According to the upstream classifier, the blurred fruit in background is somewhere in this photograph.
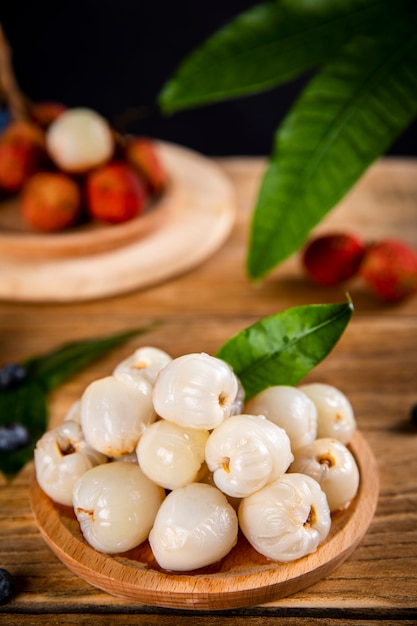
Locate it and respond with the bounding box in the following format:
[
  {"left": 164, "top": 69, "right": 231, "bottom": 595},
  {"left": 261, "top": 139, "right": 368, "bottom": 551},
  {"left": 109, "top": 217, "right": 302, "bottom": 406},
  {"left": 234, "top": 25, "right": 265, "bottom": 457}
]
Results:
[
  {"left": 0, "top": 25, "right": 167, "bottom": 233},
  {"left": 45, "top": 107, "right": 114, "bottom": 174},
  {"left": 21, "top": 171, "right": 82, "bottom": 232},
  {"left": 302, "top": 230, "right": 417, "bottom": 303},
  {"left": 302, "top": 232, "right": 365, "bottom": 287},
  {"left": 359, "top": 239, "right": 417, "bottom": 302},
  {"left": 0, "top": 120, "right": 46, "bottom": 192},
  {"left": 86, "top": 162, "right": 148, "bottom": 224}
]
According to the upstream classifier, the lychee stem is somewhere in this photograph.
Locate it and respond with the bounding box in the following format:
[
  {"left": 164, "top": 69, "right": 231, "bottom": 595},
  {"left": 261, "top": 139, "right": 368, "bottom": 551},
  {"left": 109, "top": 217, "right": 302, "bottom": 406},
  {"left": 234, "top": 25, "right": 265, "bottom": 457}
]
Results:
[{"left": 0, "top": 23, "right": 30, "bottom": 121}]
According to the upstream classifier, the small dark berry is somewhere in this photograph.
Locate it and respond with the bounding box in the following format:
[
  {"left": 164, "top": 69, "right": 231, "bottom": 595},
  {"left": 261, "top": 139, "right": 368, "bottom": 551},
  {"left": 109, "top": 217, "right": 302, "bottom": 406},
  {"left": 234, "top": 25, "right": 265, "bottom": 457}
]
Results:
[
  {"left": 0, "top": 568, "right": 13, "bottom": 604},
  {"left": 0, "top": 423, "right": 30, "bottom": 452},
  {"left": 0, "top": 363, "right": 27, "bottom": 389},
  {"left": 411, "top": 404, "right": 417, "bottom": 427}
]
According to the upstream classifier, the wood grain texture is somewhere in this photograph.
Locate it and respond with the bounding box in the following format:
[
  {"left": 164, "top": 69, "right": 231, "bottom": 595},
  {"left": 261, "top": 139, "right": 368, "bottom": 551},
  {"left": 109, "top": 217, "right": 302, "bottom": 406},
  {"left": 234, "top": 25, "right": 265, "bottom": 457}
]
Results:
[{"left": 1, "top": 156, "right": 417, "bottom": 624}]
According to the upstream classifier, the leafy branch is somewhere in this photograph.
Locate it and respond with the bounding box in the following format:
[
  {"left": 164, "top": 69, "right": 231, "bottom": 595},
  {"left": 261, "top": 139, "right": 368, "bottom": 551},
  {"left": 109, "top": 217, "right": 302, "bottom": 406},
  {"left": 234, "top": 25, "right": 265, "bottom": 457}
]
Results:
[{"left": 158, "top": 0, "right": 417, "bottom": 280}]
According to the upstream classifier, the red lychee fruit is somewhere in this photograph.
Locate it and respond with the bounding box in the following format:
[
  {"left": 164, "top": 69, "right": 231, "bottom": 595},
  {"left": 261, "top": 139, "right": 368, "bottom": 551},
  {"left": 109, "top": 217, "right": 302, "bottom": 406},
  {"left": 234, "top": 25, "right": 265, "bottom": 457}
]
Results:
[
  {"left": 30, "top": 101, "right": 67, "bottom": 129},
  {"left": 359, "top": 239, "right": 417, "bottom": 302},
  {"left": 302, "top": 232, "right": 366, "bottom": 286},
  {"left": 21, "top": 171, "right": 82, "bottom": 232},
  {"left": 0, "top": 119, "right": 45, "bottom": 148},
  {"left": 0, "top": 120, "right": 47, "bottom": 192},
  {"left": 125, "top": 137, "right": 167, "bottom": 194},
  {"left": 86, "top": 162, "right": 148, "bottom": 223}
]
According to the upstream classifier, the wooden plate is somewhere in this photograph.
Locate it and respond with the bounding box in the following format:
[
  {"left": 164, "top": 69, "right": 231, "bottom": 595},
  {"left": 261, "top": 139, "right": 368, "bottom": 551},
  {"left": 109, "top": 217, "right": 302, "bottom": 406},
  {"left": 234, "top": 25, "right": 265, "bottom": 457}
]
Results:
[
  {"left": 30, "top": 429, "right": 379, "bottom": 611},
  {"left": 0, "top": 141, "right": 236, "bottom": 302},
  {"left": 0, "top": 191, "right": 166, "bottom": 259}
]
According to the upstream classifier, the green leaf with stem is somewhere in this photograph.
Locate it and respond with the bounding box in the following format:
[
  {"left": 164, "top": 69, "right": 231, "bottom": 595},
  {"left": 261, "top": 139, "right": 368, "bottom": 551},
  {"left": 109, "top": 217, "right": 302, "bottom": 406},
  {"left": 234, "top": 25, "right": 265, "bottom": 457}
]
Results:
[
  {"left": 216, "top": 298, "right": 353, "bottom": 400},
  {"left": 247, "top": 25, "right": 417, "bottom": 279}
]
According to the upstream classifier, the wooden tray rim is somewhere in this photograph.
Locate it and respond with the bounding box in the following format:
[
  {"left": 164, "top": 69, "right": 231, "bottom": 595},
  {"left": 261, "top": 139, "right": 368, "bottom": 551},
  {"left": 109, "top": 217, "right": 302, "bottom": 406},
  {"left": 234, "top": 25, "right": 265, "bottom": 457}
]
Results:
[{"left": 30, "top": 429, "right": 379, "bottom": 611}]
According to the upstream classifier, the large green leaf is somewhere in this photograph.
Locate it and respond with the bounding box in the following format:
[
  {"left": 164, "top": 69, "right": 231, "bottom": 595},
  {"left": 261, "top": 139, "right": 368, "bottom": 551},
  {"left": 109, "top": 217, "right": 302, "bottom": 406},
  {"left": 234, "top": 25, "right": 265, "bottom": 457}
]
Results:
[
  {"left": 159, "top": 0, "right": 405, "bottom": 113},
  {"left": 247, "top": 26, "right": 417, "bottom": 279},
  {"left": 23, "top": 324, "right": 159, "bottom": 393},
  {"left": 216, "top": 298, "right": 353, "bottom": 400}
]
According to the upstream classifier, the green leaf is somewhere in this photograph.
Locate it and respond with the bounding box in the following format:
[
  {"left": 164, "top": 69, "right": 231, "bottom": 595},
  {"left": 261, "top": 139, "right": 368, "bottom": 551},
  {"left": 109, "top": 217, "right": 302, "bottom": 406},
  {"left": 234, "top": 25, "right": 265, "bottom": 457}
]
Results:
[
  {"left": 0, "top": 323, "right": 159, "bottom": 480},
  {"left": 159, "top": 0, "right": 408, "bottom": 113},
  {"left": 23, "top": 324, "right": 159, "bottom": 393},
  {"left": 215, "top": 298, "right": 353, "bottom": 400},
  {"left": 0, "top": 381, "right": 47, "bottom": 479},
  {"left": 247, "top": 26, "right": 417, "bottom": 279}
]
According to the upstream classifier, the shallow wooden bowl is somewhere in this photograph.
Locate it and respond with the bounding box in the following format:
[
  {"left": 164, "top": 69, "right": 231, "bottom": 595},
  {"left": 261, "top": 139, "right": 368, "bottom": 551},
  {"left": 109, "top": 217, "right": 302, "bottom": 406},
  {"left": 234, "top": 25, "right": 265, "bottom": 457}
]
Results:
[{"left": 30, "top": 429, "right": 379, "bottom": 611}]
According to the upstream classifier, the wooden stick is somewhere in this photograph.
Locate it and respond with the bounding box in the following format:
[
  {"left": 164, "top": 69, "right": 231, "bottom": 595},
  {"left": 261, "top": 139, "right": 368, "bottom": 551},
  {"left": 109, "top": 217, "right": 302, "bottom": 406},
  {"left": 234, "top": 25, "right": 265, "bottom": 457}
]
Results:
[{"left": 0, "top": 22, "right": 29, "bottom": 120}]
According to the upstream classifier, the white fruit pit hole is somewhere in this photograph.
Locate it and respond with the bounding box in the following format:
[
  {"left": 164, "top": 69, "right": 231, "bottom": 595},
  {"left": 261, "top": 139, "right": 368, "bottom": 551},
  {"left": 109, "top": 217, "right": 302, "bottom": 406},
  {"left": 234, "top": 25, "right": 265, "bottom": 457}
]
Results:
[
  {"left": 317, "top": 453, "right": 335, "bottom": 468},
  {"left": 61, "top": 442, "right": 76, "bottom": 456},
  {"left": 222, "top": 457, "right": 231, "bottom": 473},
  {"left": 218, "top": 391, "right": 228, "bottom": 407},
  {"left": 76, "top": 507, "right": 93, "bottom": 521},
  {"left": 304, "top": 505, "right": 317, "bottom": 529},
  {"left": 132, "top": 360, "right": 149, "bottom": 370}
]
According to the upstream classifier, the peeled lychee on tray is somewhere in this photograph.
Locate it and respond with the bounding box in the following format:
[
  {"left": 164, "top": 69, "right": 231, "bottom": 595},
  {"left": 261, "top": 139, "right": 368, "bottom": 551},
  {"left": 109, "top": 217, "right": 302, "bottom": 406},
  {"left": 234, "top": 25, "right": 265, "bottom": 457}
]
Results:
[{"left": 0, "top": 104, "right": 167, "bottom": 233}]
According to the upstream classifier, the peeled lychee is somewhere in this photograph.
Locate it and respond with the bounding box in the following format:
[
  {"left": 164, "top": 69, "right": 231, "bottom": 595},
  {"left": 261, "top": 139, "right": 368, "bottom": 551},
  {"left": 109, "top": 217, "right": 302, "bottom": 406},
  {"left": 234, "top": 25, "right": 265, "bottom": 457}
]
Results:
[
  {"left": 21, "top": 171, "right": 82, "bottom": 232},
  {"left": 359, "top": 239, "right": 417, "bottom": 302},
  {"left": 46, "top": 107, "right": 114, "bottom": 174},
  {"left": 0, "top": 120, "right": 46, "bottom": 192},
  {"left": 86, "top": 161, "right": 148, "bottom": 223},
  {"left": 125, "top": 137, "right": 167, "bottom": 194},
  {"left": 303, "top": 232, "right": 366, "bottom": 286}
]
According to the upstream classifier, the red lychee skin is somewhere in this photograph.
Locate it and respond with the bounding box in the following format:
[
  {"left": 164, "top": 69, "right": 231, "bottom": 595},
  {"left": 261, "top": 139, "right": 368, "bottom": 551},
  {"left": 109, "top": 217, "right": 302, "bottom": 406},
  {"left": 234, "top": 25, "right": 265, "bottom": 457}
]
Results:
[
  {"left": 86, "top": 162, "right": 148, "bottom": 223},
  {"left": 359, "top": 239, "right": 417, "bottom": 302},
  {"left": 125, "top": 137, "right": 167, "bottom": 194},
  {"left": 21, "top": 171, "right": 82, "bottom": 232},
  {"left": 0, "top": 120, "right": 46, "bottom": 148},
  {"left": 30, "top": 101, "right": 67, "bottom": 129},
  {"left": 0, "top": 120, "right": 47, "bottom": 192},
  {"left": 302, "top": 232, "right": 366, "bottom": 286},
  {"left": 0, "top": 143, "right": 39, "bottom": 193}
]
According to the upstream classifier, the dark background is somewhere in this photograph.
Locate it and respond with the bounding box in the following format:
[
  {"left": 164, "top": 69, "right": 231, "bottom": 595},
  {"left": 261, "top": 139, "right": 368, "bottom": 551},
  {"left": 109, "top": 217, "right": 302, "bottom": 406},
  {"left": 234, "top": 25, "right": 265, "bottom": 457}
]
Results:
[{"left": 1, "top": 0, "right": 416, "bottom": 157}]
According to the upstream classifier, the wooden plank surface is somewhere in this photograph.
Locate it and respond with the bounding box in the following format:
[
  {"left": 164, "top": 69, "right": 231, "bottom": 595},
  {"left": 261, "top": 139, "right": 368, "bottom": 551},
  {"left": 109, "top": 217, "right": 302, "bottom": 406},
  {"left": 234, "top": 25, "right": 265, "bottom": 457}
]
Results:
[{"left": 1, "top": 156, "right": 417, "bottom": 623}]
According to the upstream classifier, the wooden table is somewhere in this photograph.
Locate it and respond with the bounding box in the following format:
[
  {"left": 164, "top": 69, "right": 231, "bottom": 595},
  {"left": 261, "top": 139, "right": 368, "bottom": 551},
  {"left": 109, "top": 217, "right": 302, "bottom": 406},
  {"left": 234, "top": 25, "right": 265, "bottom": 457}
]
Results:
[{"left": 0, "top": 156, "right": 416, "bottom": 624}]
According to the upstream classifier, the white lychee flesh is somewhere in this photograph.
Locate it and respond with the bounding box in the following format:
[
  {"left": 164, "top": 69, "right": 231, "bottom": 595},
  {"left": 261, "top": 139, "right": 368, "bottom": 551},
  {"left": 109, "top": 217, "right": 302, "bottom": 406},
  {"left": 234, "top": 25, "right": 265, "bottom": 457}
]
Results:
[
  {"left": 73, "top": 462, "right": 165, "bottom": 554},
  {"left": 46, "top": 107, "right": 114, "bottom": 173},
  {"left": 244, "top": 385, "right": 318, "bottom": 451},
  {"left": 149, "top": 482, "right": 238, "bottom": 571},
  {"left": 238, "top": 473, "right": 331, "bottom": 562},
  {"left": 80, "top": 375, "right": 156, "bottom": 457}
]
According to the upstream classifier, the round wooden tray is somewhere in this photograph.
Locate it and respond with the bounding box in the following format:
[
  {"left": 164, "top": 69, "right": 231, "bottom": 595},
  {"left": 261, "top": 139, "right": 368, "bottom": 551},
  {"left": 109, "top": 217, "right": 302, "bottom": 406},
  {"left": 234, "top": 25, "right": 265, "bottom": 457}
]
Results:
[
  {"left": 0, "top": 190, "right": 166, "bottom": 259},
  {"left": 0, "top": 141, "right": 236, "bottom": 302},
  {"left": 30, "top": 429, "right": 379, "bottom": 611}
]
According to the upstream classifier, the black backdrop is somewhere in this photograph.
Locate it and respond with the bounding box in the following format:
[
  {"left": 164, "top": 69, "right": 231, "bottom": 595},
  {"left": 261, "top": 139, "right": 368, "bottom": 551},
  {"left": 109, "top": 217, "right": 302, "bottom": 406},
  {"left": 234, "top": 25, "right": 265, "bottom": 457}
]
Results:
[{"left": 1, "top": 0, "right": 416, "bottom": 157}]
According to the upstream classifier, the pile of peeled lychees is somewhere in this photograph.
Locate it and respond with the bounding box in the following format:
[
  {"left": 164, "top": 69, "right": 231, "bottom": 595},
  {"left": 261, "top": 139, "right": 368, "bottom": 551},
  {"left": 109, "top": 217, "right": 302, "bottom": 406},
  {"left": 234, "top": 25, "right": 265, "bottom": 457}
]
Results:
[{"left": 0, "top": 103, "right": 167, "bottom": 232}]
